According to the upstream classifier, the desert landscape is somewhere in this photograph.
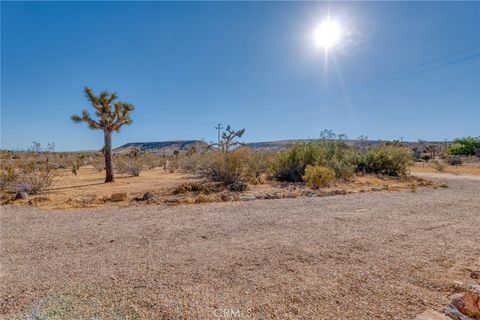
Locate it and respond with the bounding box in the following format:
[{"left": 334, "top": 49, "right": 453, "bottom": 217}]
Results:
[{"left": 2, "top": 1, "right": 479, "bottom": 319}]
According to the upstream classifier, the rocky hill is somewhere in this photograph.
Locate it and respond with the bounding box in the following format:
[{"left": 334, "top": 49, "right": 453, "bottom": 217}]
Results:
[{"left": 114, "top": 140, "right": 208, "bottom": 154}]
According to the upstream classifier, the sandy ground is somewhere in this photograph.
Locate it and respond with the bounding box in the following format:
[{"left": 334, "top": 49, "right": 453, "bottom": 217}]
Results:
[
  {"left": 1, "top": 175, "right": 479, "bottom": 319},
  {"left": 4, "top": 167, "right": 425, "bottom": 210},
  {"left": 410, "top": 162, "right": 480, "bottom": 176}
]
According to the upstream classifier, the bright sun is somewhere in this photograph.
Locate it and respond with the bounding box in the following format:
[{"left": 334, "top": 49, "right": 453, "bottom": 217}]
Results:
[{"left": 313, "top": 19, "right": 343, "bottom": 50}]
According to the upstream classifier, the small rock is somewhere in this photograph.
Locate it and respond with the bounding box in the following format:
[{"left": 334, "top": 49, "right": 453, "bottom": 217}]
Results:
[
  {"left": 239, "top": 195, "right": 256, "bottom": 201},
  {"left": 165, "top": 198, "right": 180, "bottom": 205},
  {"left": 110, "top": 192, "right": 127, "bottom": 202},
  {"left": 264, "top": 192, "right": 281, "bottom": 199},
  {"left": 28, "top": 197, "right": 52, "bottom": 206},
  {"left": 450, "top": 292, "right": 480, "bottom": 318},
  {"left": 282, "top": 192, "right": 298, "bottom": 199},
  {"left": 471, "top": 271, "right": 480, "bottom": 280},
  {"left": 446, "top": 304, "right": 474, "bottom": 320},
  {"left": 14, "top": 191, "right": 28, "bottom": 200},
  {"left": 414, "top": 309, "right": 450, "bottom": 320},
  {"left": 76, "top": 194, "right": 98, "bottom": 204},
  {"left": 142, "top": 192, "right": 156, "bottom": 201},
  {"left": 221, "top": 194, "right": 234, "bottom": 202}
]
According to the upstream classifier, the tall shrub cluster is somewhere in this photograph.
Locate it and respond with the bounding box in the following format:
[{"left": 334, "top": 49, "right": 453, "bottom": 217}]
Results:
[
  {"left": 271, "top": 141, "right": 357, "bottom": 182},
  {"left": 356, "top": 144, "right": 412, "bottom": 176}
]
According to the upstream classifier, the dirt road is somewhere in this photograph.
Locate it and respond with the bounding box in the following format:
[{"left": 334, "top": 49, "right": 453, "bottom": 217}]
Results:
[{"left": 1, "top": 177, "right": 479, "bottom": 319}]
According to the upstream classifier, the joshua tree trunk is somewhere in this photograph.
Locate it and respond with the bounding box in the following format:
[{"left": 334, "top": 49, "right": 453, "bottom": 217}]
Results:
[{"left": 104, "top": 130, "right": 114, "bottom": 183}]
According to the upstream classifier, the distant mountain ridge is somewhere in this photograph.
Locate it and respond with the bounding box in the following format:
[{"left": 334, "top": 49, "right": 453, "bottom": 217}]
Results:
[
  {"left": 114, "top": 140, "right": 208, "bottom": 154},
  {"left": 115, "top": 138, "right": 402, "bottom": 154}
]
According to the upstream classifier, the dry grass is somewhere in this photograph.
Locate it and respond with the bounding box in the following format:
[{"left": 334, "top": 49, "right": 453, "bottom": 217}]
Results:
[
  {"left": 1, "top": 165, "right": 431, "bottom": 210},
  {"left": 410, "top": 162, "right": 480, "bottom": 176}
]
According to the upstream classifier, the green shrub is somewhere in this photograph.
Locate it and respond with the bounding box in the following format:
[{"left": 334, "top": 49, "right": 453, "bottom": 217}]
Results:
[
  {"left": 303, "top": 165, "right": 335, "bottom": 189},
  {"left": 272, "top": 141, "right": 356, "bottom": 182},
  {"left": 356, "top": 145, "right": 411, "bottom": 176},
  {"left": 448, "top": 137, "right": 480, "bottom": 156}
]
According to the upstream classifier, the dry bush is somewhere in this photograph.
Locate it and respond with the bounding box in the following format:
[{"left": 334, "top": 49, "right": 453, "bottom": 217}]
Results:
[
  {"left": 429, "top": 158, "right": 446, "bottom": 172},
  {"left": 1, "top": 156, "right": 54, "bottom": 194},
  {"left": 303, "top": 165, "right": 336, "bottom": 189},
  {"left": 116, "top": 158, "right": 143, "bottom": 176},
  {"left": 201, "top": 148, "right": 257, "bottom": 191},
  {"left": 91, "top": 157, "right": 105, "bottom": 172}
]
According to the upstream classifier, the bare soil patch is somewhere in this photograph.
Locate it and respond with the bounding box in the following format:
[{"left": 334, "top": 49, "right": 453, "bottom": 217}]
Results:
[
  {"left": 2, "top": 166, "right": 432, "bottom": 210},
  {"left": 1, "top": 177, "right": 479, "bottom": 319}
]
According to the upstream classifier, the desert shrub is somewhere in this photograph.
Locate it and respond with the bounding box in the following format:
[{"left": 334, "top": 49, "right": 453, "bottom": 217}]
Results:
[
  {"left": 1, "top": 158, "right": 54, "bottom": 194},
  {"left": 202, "top": 148, "right": 256, "bottom": 189},
  {"left": 303, "top": 165, "right": 335, "bottom": 189},
  {"left": 116, "top": 159, "right": 143, "bottom": 176},
  {"left": 429, "top": 158, "right": 446, "bottom": 172},
  {"left": 179, "top": 152, "right": 202, "bottom": 174},
  {"left": 356, "top": 145, "right": 411, "bottom": 176},
  {"left": 448, "top": 137, "right": 480, "bottom": 156},
  {"left": 272, "top": 141, "right": 356, "bottom": 182},
  {"left": 91, "top": 157, "right": 105, "bottom": 172},
  {"left": 445, "top": 155, "right": 463, "bottom": 166},
  {"left": 421, "top": 154, "right": 431, "bottom": 162}
]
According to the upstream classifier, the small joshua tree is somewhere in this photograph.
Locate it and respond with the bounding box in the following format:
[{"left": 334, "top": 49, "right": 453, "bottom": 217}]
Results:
[
  {"left": 212, "top": 126, "right": 246, "bottom": 153},
  {"left": 71, "top": 87, "right": 134, "bottom": 183}
]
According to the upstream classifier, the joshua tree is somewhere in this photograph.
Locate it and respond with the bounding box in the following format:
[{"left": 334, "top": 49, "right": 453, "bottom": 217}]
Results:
[
  {"left": 211, "top": 125, "right": 245, "bottom": 153},
  {"left": 71, "top": 87, "right": 134, "bottom": 183}
]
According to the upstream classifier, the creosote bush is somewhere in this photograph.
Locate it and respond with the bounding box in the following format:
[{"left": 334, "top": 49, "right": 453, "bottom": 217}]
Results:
[
  {"left": 202, "top": 148, "right": 256, "bottom": 190},
  {"left": 303, "top": 165, "right": 335, "bottom": 189},
  {"left": 429, "top": 158, "right": 446, "bottom": 172},
  {"left": 272, "top": 141, "right": 357, "bottom": 182},
  {"left": 356, "top": 144, "right": 412, "bottom": 176},
  {"left": 0, "top": 153, "right": 54, "bottom": 195}
]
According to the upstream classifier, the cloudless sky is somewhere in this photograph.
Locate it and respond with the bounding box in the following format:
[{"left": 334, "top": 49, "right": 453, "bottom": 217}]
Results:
[{"left": 2, "top": 1, "right": 479, "bottom": 151}]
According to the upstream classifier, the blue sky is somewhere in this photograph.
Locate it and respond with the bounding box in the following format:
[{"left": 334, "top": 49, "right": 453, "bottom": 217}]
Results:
[{"left": 2, "top": 1, "right": 479, "bottom": 151}]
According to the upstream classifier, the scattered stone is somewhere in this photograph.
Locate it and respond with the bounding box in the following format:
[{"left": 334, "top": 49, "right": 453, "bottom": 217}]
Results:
[
  {"left": 471, "top": 271, "right": 480, "bottom": 280},
  {"left": 446, "top": 304, "right": 474, "bottom": 320},
  {"left": 264, "top": 192, "right": 281, "bottom": 199},
  {"left": 450, "top": 292, "right": 480, "bottom": 318},
  {"left": 14, "top": 191, "right": 28, "bottom": 200},
  {"left": 165, "top": 198, "right": 180, "bottom": 205},
  {"left": 142, "top": 192, "right": 156, "bottom": 201},
  {"left": 220, "top": 194, "right": 234, "bottom": 202},
  {"left": 110, "top": 192, "right": 127, "bottom": 202},
  {"left": 75, "top": 194, "right": 98, "bottom": 204},
  {"left": 228, "top": 181, "right": 248, "bottom": 192},
  {"left": 302, "top": 190, "right": 315, "bottom": 197},
  {"left": 371, "top": 187, "right": 384, "bottom": 192},
  {"left": 282, "top": 192, "right": 298, "bottom": 199},
  {"left": 28, "top": 197, "right": 52, "bottom": 206},
  {"left": 239, "top": 195, "right": 256, "bottom": 201},
  {"left": 454, "top": 281, "right": 480, "bottom": 295},
  {"left": 414, "top": 309, "right": 450, "bottom": 320}
]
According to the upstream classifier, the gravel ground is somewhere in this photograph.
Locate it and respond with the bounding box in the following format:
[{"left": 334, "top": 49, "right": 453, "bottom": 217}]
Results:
[{"left": 1, "top": 175, "right": 479, "bottom": 319}]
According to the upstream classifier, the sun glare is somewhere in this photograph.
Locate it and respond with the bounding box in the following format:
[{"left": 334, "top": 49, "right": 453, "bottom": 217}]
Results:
[{"left": 313, "top": 19, "right": 343, "bottom": 50}]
